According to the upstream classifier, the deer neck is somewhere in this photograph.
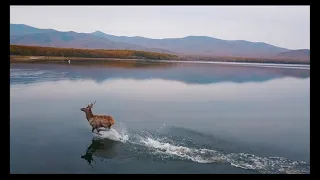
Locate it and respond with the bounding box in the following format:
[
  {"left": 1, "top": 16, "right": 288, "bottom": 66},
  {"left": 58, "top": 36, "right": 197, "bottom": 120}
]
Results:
[{"left": 86, "top": 109, "right": 94, "bottom": 120}]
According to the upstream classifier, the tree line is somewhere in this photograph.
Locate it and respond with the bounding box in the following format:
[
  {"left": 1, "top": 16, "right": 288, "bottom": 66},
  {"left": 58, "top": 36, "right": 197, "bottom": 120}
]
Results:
[{"left": 10, "top": 45, "right": 180, "bottom": 60}]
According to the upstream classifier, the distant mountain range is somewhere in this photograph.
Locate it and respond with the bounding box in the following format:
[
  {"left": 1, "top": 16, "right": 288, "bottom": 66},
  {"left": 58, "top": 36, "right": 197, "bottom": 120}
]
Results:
[
  {"left": 275, "top": 49, "right": 310, "bottom": 59},
  {"left": 10, "top": 24, "right": 310, "bottom": 60}
]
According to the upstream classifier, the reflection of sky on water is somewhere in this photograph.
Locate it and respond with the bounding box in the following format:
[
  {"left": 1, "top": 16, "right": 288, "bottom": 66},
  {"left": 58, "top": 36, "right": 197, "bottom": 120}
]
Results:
[
  {"left": 10, "top": 62, "right": 310, "bottom": 85},
  {"left": 10, "top": 62, "right": 310, "bottom": 165},
  {"left": 10, "top": 75, "right": 310, "bottom": 161},
  {"left": 10, "top": 77, "right": 309, "bottom": 103}
]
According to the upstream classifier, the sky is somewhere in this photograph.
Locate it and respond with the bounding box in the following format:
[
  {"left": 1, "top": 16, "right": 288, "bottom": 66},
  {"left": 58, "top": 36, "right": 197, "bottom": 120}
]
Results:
[{"left": 10, "top": 6, "right": 310, "bottom": 50}]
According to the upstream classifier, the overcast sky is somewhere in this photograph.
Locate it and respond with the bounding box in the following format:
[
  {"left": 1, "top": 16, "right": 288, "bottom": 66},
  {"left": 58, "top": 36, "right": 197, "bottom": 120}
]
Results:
[{"left": 10, "top": 6, "right": 310, "bottom": 50}]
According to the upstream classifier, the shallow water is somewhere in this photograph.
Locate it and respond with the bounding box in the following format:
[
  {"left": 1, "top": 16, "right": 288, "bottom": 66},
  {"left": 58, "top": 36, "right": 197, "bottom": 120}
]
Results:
[{"left": 10, "top": 61, "right": 310, "bottom": 174}]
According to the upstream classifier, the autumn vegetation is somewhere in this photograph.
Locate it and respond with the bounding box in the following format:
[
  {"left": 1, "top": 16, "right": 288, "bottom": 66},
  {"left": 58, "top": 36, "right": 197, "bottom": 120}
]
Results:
[
  {"left": 10, "top": 45, "right": 309, "bottom": 65},
  {"left": 180, "top": 55, "right": 310, "bottom": 64},
  {"left": 10, "top": 45, "right": 180, "bottom": 60}
]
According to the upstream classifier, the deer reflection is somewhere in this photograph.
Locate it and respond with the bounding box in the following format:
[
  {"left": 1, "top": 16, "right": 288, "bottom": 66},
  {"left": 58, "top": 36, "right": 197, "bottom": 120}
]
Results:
[{"left": 81, "top": 138, "right": 119, "bottom": 167}]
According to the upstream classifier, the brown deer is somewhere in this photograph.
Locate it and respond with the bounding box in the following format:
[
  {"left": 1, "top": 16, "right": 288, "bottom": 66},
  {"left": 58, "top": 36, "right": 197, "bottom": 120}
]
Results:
[{"left": 80, "top": 101, "right": 115, "bottom": 134}]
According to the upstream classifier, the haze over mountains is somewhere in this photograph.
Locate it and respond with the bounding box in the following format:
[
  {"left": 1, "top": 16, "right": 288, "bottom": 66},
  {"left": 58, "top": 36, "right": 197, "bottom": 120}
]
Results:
[{"left": 10, "top": 24, "right": 310, "bottom": 60}]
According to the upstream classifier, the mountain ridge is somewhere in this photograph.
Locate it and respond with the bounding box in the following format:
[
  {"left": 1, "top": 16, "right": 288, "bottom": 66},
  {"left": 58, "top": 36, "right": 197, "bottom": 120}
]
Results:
[{"left": 10, "top": 23, "right": 309, "bottom": 60}]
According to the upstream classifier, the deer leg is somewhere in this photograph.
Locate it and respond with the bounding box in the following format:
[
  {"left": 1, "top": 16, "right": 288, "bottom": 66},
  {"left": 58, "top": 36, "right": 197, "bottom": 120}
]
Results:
[
  {"left": 93, "top": 128, "right": 101, "bottom": 135},
  {"left": 97, "top": 126, "right": 106, "bottom": 131}
]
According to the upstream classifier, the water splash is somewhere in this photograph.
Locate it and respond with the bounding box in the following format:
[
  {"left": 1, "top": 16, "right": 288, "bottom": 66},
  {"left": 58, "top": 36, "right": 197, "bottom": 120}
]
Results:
[
  {"left": 136, "top": 135, "right": 309, "bottom": 174},
  {"left": 88, "top": 123, "right": 309, "bottom": 174},
  {"left": 92, "top": 122, "right": 129, "bottom": 143}
]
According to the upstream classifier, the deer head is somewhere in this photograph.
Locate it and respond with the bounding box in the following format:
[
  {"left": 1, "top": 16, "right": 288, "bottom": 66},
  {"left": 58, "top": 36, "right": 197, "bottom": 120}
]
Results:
[{"left": 80, "top": 101, "right": 96, "bottom": 113}]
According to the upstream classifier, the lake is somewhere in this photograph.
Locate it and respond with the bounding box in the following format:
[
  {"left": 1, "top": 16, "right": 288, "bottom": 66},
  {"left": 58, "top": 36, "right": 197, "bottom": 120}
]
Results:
[{"left": 10, "top": 60, "right": 310, "bottom": 174}]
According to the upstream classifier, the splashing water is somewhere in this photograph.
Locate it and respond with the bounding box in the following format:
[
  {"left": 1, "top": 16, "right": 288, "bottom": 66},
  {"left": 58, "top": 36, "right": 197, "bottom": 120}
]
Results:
[
  {"left": 91, "top": 123, "right": 309, "bottom": 174},
  {"left": 135, "top": 135, "right": 310, "bottom": 174},
  {"left": 92, "top": 123, "right": 129, "bottom": 143},
  {"left": 140, "top": 137, "right": 226, "bottom": 163}
]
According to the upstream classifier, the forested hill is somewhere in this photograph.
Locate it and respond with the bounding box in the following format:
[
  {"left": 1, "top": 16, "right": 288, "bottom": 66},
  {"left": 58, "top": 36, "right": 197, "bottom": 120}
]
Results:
[{"left": 10, "top": 45, "right": 180, "bottom": 60}]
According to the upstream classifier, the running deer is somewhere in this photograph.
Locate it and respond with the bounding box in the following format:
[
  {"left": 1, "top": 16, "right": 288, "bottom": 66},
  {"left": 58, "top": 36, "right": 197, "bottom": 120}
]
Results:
[{"left": 80, "top": 101, "right": 115, "bottom": 133}]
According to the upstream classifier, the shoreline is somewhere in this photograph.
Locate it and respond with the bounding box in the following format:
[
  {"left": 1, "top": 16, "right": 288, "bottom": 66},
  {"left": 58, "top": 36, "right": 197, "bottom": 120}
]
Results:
[{"left": 10, "top": 55, "right": 310, "bottom": 66}]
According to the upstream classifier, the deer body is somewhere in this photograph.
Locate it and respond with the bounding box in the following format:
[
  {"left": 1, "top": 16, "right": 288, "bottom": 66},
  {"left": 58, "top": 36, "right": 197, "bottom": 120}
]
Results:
[{"left": 81, "top": 101, "right": 115, "bottom": 133}]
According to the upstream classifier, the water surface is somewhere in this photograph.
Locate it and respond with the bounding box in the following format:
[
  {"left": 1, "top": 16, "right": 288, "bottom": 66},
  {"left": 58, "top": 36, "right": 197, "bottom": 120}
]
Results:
[{"left": 10, "top": 61, "right": 310, "bottom": 174}]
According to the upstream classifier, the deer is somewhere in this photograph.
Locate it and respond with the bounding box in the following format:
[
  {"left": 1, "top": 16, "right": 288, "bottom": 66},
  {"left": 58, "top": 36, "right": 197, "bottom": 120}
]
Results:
[{"left": 80, "top": 101, "right": 115, "bottom": 134}]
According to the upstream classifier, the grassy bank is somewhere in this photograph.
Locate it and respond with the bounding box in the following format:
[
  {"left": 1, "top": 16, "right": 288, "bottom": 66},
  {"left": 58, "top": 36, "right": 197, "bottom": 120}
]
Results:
[
  {"left": 10, "top": 45, "right": 310, "bottom": 65},
  {"left": 10, "top": 55, "right": 145, "bottom": 62},
  {"left": 180, "top": 55, "right": 310, "bottom": 65},
  {"left": 10, "top": 45, "right": 180, "bottom": 61}
]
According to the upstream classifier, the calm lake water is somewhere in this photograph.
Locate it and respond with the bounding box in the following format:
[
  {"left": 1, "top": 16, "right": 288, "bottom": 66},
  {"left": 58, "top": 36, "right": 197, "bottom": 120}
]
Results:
[{"left": 10, "top": 61, "right": 310, "bottom": 174}]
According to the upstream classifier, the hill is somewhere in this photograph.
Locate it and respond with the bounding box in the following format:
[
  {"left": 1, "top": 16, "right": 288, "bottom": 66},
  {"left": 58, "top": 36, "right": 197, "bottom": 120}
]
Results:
[
  {"left": 10, "top": 24, "right": 176, "bottom": 54},
  {"left": 10, "top": 24, "right": 309, "bottom": 60},
  {"left": 10, "top": 24, "right": 57, "bottom": 35},
  {"left": 91, "top": 31, "right": 289, "bottom": 57},
  {"left": 275, "top": 49, "right": 310, "bottom": 60},
  {"left": 10, "top": 31, "right": 146, "bottom": 49}
]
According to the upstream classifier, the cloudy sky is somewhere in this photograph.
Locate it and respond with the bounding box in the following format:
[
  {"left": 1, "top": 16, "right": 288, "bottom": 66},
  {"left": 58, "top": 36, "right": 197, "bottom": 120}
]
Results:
[{"left": 10, "top": 6, "right": 310, "bottom": 49}]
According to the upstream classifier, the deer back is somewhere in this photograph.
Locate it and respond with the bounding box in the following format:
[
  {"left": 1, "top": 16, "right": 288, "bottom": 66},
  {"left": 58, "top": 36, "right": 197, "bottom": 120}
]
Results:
[{"left": 92, "top": 115, "right": 115, "bottom": 126}]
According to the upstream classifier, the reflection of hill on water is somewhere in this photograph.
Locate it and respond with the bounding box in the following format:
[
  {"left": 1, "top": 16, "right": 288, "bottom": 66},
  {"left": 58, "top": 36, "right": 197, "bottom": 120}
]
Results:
[
  {"left": 11, "top": 60, "right": 177, "bottom": 69},
  {"left": 81, "top": 138, "right": 119, "bottom": 167},
  {"left": 10, "top": 61, "right": 309, "bottom": 85},
  {"left": 80, "top": 60, "right": 177, "bottom": 69}
]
